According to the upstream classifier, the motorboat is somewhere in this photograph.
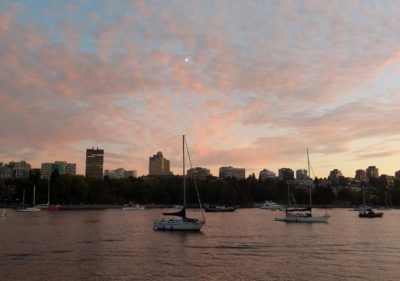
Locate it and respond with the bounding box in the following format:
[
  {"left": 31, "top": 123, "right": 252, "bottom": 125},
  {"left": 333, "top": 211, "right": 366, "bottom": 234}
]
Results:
[
  {"left": 359, "top": 208, "right": 383, "bottom": 218},
  {"left": 260, "top": 200, "right": 284, "bottom": 211},
  {"left": 204, "top": 205, "right": 236, "bottom": 212},
  {"left": 122, "top": 202, "right": 145, "bottom": 210}
]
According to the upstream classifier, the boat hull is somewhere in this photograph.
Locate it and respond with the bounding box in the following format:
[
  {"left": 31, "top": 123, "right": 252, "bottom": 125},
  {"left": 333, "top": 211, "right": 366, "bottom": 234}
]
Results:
[
  {"left": 16, "top": 207, "right": 42, "bottom": 212},
  {"left": 359, "top": 212, "right": 383, "bottom": 218},
  {"left": 122, "top": 207, "right": 145, "bottom": 211},
  {"left": 275, "top": 215, "right": 329, "bottom": 223},
  {"left": 154, "top": 219, "right": 204, "bottom": 231},
  {"left": 205, "top": 207, "right": 236, "bottom": 212}
]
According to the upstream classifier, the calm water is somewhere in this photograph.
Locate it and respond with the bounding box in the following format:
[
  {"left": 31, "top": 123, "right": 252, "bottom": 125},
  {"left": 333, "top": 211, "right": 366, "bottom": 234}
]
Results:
[{"left": 1, "top": 208, "right": 399, "bottom": 281}]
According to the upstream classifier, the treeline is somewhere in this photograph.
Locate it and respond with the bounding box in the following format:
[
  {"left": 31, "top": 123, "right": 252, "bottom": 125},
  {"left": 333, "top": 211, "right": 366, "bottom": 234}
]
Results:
[{"left": 1, "top": 173, "right": 400, "bottom": 207}]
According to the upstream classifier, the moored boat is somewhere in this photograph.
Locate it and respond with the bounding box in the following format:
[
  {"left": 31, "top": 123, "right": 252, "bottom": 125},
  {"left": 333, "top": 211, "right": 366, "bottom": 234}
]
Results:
[
  {"left": 153, "top": 135, "right": 205, "bottom": 231},
  {"left": 204, "top": 205, "right": 236, "bottom": 212}
]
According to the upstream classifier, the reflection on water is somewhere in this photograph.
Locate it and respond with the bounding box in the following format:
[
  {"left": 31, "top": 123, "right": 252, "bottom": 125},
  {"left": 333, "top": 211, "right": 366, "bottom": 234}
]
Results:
[{"left": 1, "top": 208, "right": 400, "bottom": 280}]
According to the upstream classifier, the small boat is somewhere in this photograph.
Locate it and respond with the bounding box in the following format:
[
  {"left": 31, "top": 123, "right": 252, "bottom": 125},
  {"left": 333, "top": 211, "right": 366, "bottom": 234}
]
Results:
[
  {"left": 359, "top": 208, "right": 383, "bottom": 218},
  {"left": 204, "top": 205, "right": 236, "bottom": 212},
  {"left": 153, "top": 135, "right": 205, "bottom": 231},
  {"left": 16, "top": 187, "right": 42, "bottom": 212},
  {"left": 1, "top": 209, "right": 6, "bottom": 216},
  {"left": 122, "top": 202, "right": 145, "bottom": 210},
  {"left": 275, "top": 149, "right": 329, "bottom": 223},
  {"left": 275, "top": 206, "right": 329, "bottom": 222},
  {"left": 260, "top": 200, "right": 284, "bottom": 211}
]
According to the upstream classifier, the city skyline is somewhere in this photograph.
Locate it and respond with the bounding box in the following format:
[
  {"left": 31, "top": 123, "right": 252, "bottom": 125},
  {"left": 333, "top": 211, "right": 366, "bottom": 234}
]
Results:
[{"left": 1, "top": 1, "right": 400, "bottom": 178}]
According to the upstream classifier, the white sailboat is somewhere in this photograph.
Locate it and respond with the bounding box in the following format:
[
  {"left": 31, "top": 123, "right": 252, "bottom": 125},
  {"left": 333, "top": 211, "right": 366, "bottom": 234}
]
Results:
[
  {"left": 275, "top": 149, "right": 329, "bottom": 223},
  {"left": 35, "top": 178, "right": 60, "bottom": 211},
  {"left": 16, "top": 187, "right": 41, "bottom": 212},
  {"left": 153, "top": 135, "right": 205, "bottom": 231}
]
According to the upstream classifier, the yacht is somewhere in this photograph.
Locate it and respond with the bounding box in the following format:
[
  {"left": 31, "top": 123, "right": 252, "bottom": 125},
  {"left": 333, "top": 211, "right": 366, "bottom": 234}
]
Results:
[{"left": 260, "top": 200, "right": 284, "bottom": 211}]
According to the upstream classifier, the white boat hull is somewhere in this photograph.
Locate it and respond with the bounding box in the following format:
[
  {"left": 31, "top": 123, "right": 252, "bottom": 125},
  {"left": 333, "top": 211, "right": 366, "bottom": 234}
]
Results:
[
  {"left": 275, "top": 215, "right": 329, "bottom": 222},
  {"left": 154, "top": 218, "right": 204, "bottom": 231},
  {"left": 16, "top": 207, "right": 42, "bottom": 212},
  {"left": 122, "top": 206, "right": 145, "bottom": 210}
]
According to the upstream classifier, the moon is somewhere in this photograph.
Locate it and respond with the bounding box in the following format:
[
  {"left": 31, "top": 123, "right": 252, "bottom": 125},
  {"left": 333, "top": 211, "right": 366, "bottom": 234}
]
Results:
[{"left": 185, "top": 57, "right": 189, "bottom": 63}]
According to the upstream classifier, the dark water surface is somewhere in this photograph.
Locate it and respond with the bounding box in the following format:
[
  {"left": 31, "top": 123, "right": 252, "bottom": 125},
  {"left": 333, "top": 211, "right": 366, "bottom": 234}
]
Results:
[{"left": 1, "top": 208, "right": 399, "bottom": 280}]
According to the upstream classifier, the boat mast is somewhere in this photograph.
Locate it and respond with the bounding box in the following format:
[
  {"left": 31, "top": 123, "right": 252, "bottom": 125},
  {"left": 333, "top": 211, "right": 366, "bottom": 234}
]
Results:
[
  {"left": 33, "top": 185, "right": 36, "bottom": 205},
  {"left": 47, "top": 178, "right": 50, "bottom": 205},
  {"left": 183, "top": 135, "right": 186, "bottom": 207},
  {"left": 307, "top": 149, "right": 312, "bottom": 207}
]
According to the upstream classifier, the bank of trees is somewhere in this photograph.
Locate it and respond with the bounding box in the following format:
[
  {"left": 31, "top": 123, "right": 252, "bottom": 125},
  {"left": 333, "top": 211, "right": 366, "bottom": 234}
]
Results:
[{"left": 1, "top": 174, "right": 400, "bottom": 207}]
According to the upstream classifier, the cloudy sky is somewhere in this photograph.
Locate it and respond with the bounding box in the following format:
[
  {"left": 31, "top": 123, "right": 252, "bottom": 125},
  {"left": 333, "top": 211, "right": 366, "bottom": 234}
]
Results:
[{"left": 1, "top": 0, "right": 400, "bottom": 178}]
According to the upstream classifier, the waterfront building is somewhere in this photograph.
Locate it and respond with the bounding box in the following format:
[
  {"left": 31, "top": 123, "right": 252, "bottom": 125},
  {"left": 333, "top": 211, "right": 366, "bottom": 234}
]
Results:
[
  {"left": 259, "top": 169, "right": 276, "bottom": 181},
  {"left": 278, "top": 168, "right": 294, "bottom": 181},
  {"left": 395, "top": 170, "right": 400, "bottom": 180},
  {"left": 149, "top": 151, "right": 171, "bottom": 176},
  {"left": 0, "top": 161, "right": 31, "bottom": 179},
  {"left": 380, "top": 174, "right": 395, "bottom": 187},
  {"left": 85, "top": 148, "right": 104, "bottom": 179},
  {"left": 41, "top": 161, "right": 77, "bottom": 179},
  {"left": 104, "top": 168, "right": 137, "bottom": 179},
  {"left": 187, "top": 167, "right": 211, "bottom": 180},
  {"left": 219, "top": 166, "right": 245, "bottom": 180},
  {"left": 296, "top": 169, "right": 308, "bottom": 180},
  {"left": 366, "top": 166, "right": 379, "bottom": 180},
  {"left": 328, "top": 169, "right": 343, "bottom": 183},
  {"left": 355, "top": 169, "right": 367, "bottom": 182}
]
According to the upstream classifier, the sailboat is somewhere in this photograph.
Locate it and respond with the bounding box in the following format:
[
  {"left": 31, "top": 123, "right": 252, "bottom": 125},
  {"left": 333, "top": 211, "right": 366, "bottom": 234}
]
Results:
[
  {"left": 153, "top": 135, "right": 205, "bottom": 231},
  {"left": 358, "top": 184, "right": 383, "bottom": 218},
  {"left": 16, "top": 187, "right": 41, "bottom": 212},
  {"left": 275, "top": 149, "right": 329, "bottom": 223},
  {"left": 35, "top": 178, "right": 60, "bottom": 211}
]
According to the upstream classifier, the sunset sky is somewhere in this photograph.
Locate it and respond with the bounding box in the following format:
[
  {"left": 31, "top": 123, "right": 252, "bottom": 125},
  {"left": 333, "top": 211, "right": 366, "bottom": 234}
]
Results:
[{"left": 1, "top": 0, "right": 400, "bottom": 178}]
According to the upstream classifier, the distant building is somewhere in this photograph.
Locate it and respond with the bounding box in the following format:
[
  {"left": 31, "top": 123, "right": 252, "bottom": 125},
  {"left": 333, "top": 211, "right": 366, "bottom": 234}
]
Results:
[
  {"left": 380, "top": 174, "right": 395, "bottom": 187},
  {"left": 328, "top": 169, "right": 343, "bottom": 183},
  {"left": 85, "top": 148, "right": 104, "bottom": 179},
  {"left": 395, "top": 170, "right": 400, "bottom": 180},
  {"left": 149, "top": 151, "right": 171, "bottom": 176},
  {"left": 219, "top": 166, "right": 245, "bottom": 180},
  {"left": 355, "top": 169, "right": 367, "bottom": 182},
  {"left": 104, "top": 168, "right": 137, "bottom": 179},
  {"left": 41, "top": 161, "right": 76, "bottom": 179},
  {"left": 0, "top": 161, "right": 31, "bottom": 180},
  {"left": 259, "top": 169, "right": 276, "bottom": 181},
  {"left": 187, "top": 167, "right": 211, "bottom": 180},
  {"left": 296, "top": 169, "right": 308, "bottom": 180},
  {"left": 366, "top": 166, "right": 379, "bottom": 180},
  {"left": 278, "top": 168, "right": 294, "bottom": 181}
]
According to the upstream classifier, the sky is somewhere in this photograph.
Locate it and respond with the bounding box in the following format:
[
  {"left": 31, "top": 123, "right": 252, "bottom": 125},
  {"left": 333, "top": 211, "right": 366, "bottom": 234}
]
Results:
[{"left": 1, "top": 0, "right": 400, "bottom": 178}]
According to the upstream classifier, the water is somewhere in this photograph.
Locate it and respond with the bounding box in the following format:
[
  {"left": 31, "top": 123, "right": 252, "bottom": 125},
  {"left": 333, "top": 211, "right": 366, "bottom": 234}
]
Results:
[{"left": 1, "top": 208, "right": 399, "bottom": 281}]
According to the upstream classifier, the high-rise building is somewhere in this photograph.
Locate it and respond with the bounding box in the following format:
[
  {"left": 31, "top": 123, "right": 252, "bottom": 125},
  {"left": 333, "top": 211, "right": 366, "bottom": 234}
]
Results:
[
  {"left": 41, "top": 161, "right": 77, "bottom": 179},
  {"left": 219, "top": 166, "right": 245, "bottom": 180},
  {"left": 355, "top": 169, "right": 367, "bottom": 182},
  {"left": 395, "top": 170, "right": 400, "bottom": 180},
  {"left": 149, "top": 151, "right": 170, "bottom": 176},
  {"left": 296, "top": 169, "right": 308, "bottom": 180},
  {"left": 366, "top": 166, "right": 379, "bottom": 180},
  {"left": 278, "top": 168, "right": 294, "bottom": 181},
  {"left": 259, "top": 169, "right": 276, "bottom": 181},
  {"left": 187, "top": 167, "right": 211, "bottom": 180},
  {"left": 328, "top": 169, "right": 343, "bottom": 182},
  {"left": 85, "top": 148, "right": 104, "bottom": 179}
]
